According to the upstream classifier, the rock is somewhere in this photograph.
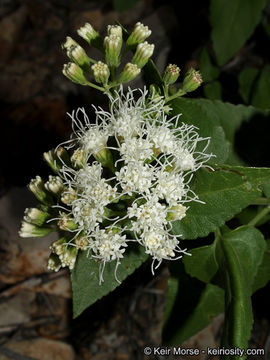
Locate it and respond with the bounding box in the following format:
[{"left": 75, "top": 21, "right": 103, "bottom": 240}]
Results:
[
  {"left": 0, "top": 338, "right": 75, "bottom": 360},
  {"left": 0, "top": 5, "right": 27, "bottom": 63}
]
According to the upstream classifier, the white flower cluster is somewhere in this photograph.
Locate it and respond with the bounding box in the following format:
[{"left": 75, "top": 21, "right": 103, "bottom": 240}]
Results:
[{"left": 41, "top": 87, "right": 213, "bottom": 281}]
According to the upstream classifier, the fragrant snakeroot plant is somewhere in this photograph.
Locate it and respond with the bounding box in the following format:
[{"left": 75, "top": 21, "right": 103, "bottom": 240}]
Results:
[{"left": 19, "top": 21, "right": 270, "bottom": 354}]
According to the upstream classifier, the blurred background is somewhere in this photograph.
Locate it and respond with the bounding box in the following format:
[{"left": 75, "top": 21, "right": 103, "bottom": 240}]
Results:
[{"left": 0, "top": 0, "right": 270, "bottom": 359}]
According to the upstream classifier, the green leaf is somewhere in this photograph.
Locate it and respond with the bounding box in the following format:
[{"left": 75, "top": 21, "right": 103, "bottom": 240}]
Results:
[
  {"left": 183, "top": 243, "right": 218, "bottom": 283},
  {"left": 253, "top": 239, "right": 270, "bottom": 293},
  {"left": 171, "top": 98, "right": 230, "bottom": 164},
  {"left": 251, "top": 67, "right": 270, "bottom": 110},
  {"left": 172, "top": 165, "right": 270, "bottom": 239},
  {"left": 200, "top": 47, "right": 219, "bottom": 82},
  {"left": 114, "top": 0, "right": 139, "bottom": 11},
  {"left": 238, "top": 68, "right": 259, "bottom": 104},
  {"left": 218, "top": 226, "right": 265, "bottom": 357},
  {"left": 210, "top": 0, "right": 268, "bottom": 66},
  {"left": 163, "top": 262, "right": 224, "bottom": 345},
  {"left": 204, "top": 81, "right": 222, "bottom": 100},
  {"left": 71, "top": 245, "right": 148, "bottom": 318},
  {"left": 143, "top": 59, "right": 163, "bottom": 89}
]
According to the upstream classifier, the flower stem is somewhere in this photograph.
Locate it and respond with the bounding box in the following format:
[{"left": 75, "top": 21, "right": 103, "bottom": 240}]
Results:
[
  {"left": 248, "top": 205, "right": 270, "bottom": 227},
  {"left": 251, "top": 197, "right": 270, "bottom": 205}
]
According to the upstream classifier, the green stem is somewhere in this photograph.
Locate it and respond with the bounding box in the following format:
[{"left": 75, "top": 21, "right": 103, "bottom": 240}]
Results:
[
  {"left": 248, "top": 205, "right": 270, "bottom": 227},
  {"left": 165, "top": 88, "right": 186, "bottom": 103},
  {"left": 86, "top": 81, "right": 105, "bottom": 92},
  {"left": 251, "top": 197, "right": 270, "bottom": 205}
]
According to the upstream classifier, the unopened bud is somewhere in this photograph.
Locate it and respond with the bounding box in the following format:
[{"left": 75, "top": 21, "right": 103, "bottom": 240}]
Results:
[
  {"left": 74, "top": 234, "right": 88, "bottom": 250},
  {"left": 77, "top": 22, "right": 103, "bottom": 50},
  {"left": 67, "top": 45, "right": 90, "bottom": 71},
  {"left": 71, "top": 148, "right": 87, "bottom": 168},
  {"left": 50, "top": 237, "right": 67, "bottom": 256},
  {"left": 48, "top": 253, "right": 62, "bottom": 272},
  {"left": 58, "top": 214, "right": 78, "bottom": 231},
  {"left": 163, "top": 64, "right": 180, "bottom": 85},
  {"left": 91, "top": 61, "right": 110, "bottom": 85},
  {"left": 118, "top": 63, "right": 141, "bottom": 83},
  {"left": 43, "top": 150, "right": 61, "bottom": 173},
  {"left": 61, "top": 187, "right": 77, "bottom": 205},
  {"left": 126, "top": 22, "right": 151, "bottom": 48},
  {"left": 166, "top": 204, "right": 187, "bottom": 221},
  {"left": 19, "top": 221, "right": 53, "bottom": 238},
  {"left": 104, "top": 34, "right": 122, "bottom": 68},
  {"left": 107, "top": 25, "right": 122, "bottom": 38},
  {"left": 62, "top": 36, "right": 78, "bottom": 51},
  {"left": 24, "top": 208, "right": 50, "bottom": 226},
  {"left": 94, "top": 148, "right": 115, "bottom": 172},
  {"left": 132, "top": 42, "right": 154, "bottom": 68},
  {"left": 28, "top": 176, "right": 53, "bottom": 205},
  {"left": 62, "top": 62, "right": 88, "bottom": 85},
  {"left": 45, "top": 176, "right": 63, "bottom": 196},
  {"left": 182, "top": 68, "right": 202, "bottom": 93},
  {"left": 59, "top": 246, "right": 78, "bottom": 270}
]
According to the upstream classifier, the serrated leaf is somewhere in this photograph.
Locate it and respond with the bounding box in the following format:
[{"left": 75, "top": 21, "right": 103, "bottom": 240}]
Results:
[
  {"left": 253, "top": 239, "right": 270, "bottom": 293},
  {"left": 218, "top": 226, "right": 265, "bottom": 357},
  {"left": 163, "top": 262, "right": 224, "bottom": 345},
  {"left": 210, "top": 0, "right": 268, "bottom": 66},
  {"left": 71, "top": 245, "right": 148, "bottom": 318},
  {"left": 172, "top": 165, "right": 270, "bottom": 239},
  {"left": 183, "top": 243, "right": 218, "bottom": 283},
  {"left": 171, "top": 98, "right": 230, "bottom": 164}
]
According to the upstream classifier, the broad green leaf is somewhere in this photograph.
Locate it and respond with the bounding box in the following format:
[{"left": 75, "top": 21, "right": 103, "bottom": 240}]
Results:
[
  {"left": 262, "top": 180, "right": 270, "bottom": 197},
  {"left": 204, "top": 81, "right": 222, "bottom": 100},
  {"left": 210, "top": 0, "right": 268, "bottom": 66},
  {"left": 114, "top": 0, "right": 139, "bottom": 11},
  {"left": 172, "top": 166, "right": 270, "bottom": 239},
  {"left": 200, "top": 47, "right": 219, "bottom": 82},
  {"left": 183, "top": 243, "right": 218, "bottom": 283},
  {"left": 163, "top": 262, "right": 224, "bottom": 345},
  {"left": 253, "top": 239, "right": 270, "bottom": 293},
  {"left": 143, "top": 59, "right": 163, "bottom": 89},
  {"left": 71, "top": 245, "right": 148, "bottom": 317},
  {"left": 238, "top": 68, "right": 259, "bottom": 104},
  {"left": 251, "top": 67, "right": 270, "bottom": 110},
  {"left": 218, "top": 226, "right": 265, "bottom": 357},
  {"left": 171, "top": 98, "right": 230, "bottom": 164}
]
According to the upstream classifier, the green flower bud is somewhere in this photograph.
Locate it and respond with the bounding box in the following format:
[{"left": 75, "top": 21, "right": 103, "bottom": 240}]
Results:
[
  {"left": 132, "top": 42, "right": 154, "bottom": 68},
  {"left": 118, "top": 62, "right": 141, "bottom": 83},
  {"left": 28, "top": 176, "right": 53, "bottom": 205},
  {"left": 163, "top": 64, "right": 180, "bottom": 85},
  {"left": 62, "top": 62, "right": 89, "bottom": 85},
  {"left": 50, "top": 237, "right": 67, "bottom": 256},
  {"left": 107, "top": 25, "right": 122, "bottom": 38},
  {"left": 19, "top": 221, "right": 53, "bottom": 238},
  {"left": 126, "top": 22, "right": 151, "bottom": 49},
  {"left": 23, "top": 208, "right": 50, "bottom": 226},
  {"left": 43, "top": 150, "right": 61, "bottom": 173},
  {"left": 47, "top": 253, "right": 62, "bottom": 272},
  {"left": 91, "top": 61, "right": 110, "bottom": 85},
  {"left": 104, "top": 34, "right": 122, "bottom": 68},
  {"left": 61, "top": 187, "right": 77, "bottom": 205},
  {"left": 77, "top": 22, "right": 103, "bottom": 50},
  {"left": 59, "top": 246, "right": 78, "bottom": 270},
  {"left": 62, "top": 36, "right": 78, "bottom": 51},
  {"left": 44, "top": 176, "right": 63, "bottom": 196},
  {"left": 58, "top": 214, "right": 78, "bottom": 231},
  {"left": 94, "top": 148, "right": 115, "bottom": 173},
  {"left": 67, "top": 45, "right": 90, "bottom": 71},
  {"left": 182, "top": 68, "right": 202, "bottom": 93},
  {"left": 166, "top": 204, "right": 187, "bottom": 221}
]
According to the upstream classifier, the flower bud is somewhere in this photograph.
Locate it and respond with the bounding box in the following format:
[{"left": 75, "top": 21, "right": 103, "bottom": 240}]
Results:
[
  {"left": 163, "top": 64, "right": 180, "bottom": 85},
  {"left": 50, "top": 237, "right": 67, "bottom": 255},
  {"left": 62, "top": 36, "right": 78, "bottom": 51},
  {"left": 28, "top": 176, "right": 53, "bottom": 204},
  {"left": 44, "top": 176, "right": 63, "bottom": 196},
  {"left": 59, "top": 246, "right": 78, "bottom": 270},
  {"left": 43, "top": 150, "right": 61, "bottom": 173},
  {"left": 132, "top": 42, "right": 154, "bottom": 68},
  {"left": 182, "top": 68, "right": 202, "bottom": 93},
  {"left": 91, "top": 61, "right": 110, "bottom": 85},
  {"left": 126, "top": 22, "right": 151, "bottom": 48},
  {"left": 66, "top": 45, "right": 90, "bottom": 71},
  {"left": 61, "top": 187, "right": 77, "bottom": 205},
  {"left": 19, "top": 221, "right": 53, "bottom": 238},
  {"left": 166, "top": 204, "right": 187, "bottom": 221},
  {"left": 94, "top": 148, "right": 115, "bottom": 173},
  {"left": 107, "top": 25, "right": 122, "bottom": 38},
  {"left": 77, "top": 22, "right": 103, "bottom": 50},
  {"left": 56, "top": 147, "right": 71, "bottom": 166},
  {"left": 58, "top": 214, "right": 78, "bottom": 231},
  {"left": 118, "top": 63, "right": 141, "bottom": 83},
  {"left": 104, "top": 34, "right": 122, "bottom": 68},
  {"left": 24, "top": 208, "right": 50, "bottom": 226},
  {"left": 47, "top": 253, "right": 62, "bottom": 272},
  {"left": 74, "top": 234, "right": 88, "bottom": 250},
  {"left": 62, "top": 62, "right": 89, "bottom": 85},
  {"left": 71, "top": 148, "right": 87, "bottom": 168}
]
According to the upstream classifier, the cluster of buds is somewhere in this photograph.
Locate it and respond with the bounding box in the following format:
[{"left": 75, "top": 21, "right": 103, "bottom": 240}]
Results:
[
  {"left": 19, "top": 87, "right": 213, "bottom": 282},
  {"left": 62, "top": 22, "right": 154, "bottom": 91}
]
